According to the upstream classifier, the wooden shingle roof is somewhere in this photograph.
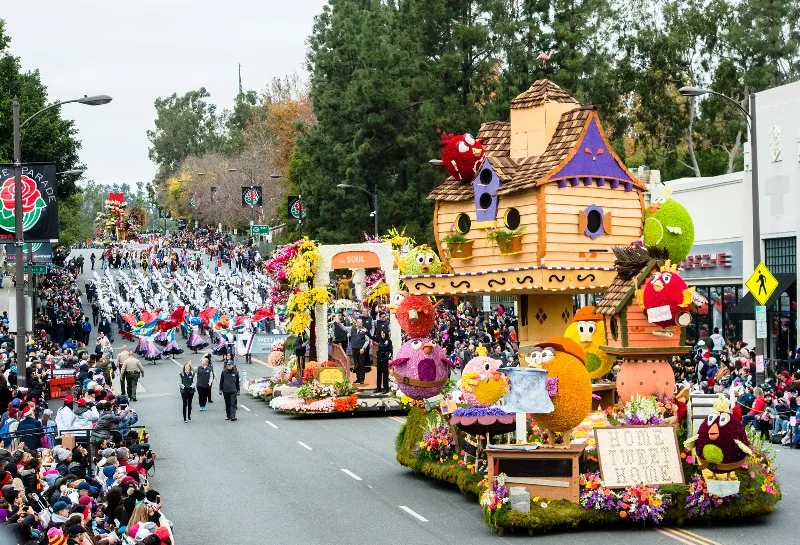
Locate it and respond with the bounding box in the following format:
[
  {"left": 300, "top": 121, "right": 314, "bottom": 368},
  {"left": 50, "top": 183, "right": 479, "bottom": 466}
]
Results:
[
  {"left": 479, "top": 121, "right": 510, "bottom": 154},
  {"left": 495, "top": 106, "right": 593, "bottom": 196},
  {"left": 510, "top": 79, "right": 579, "bottom": 110}
]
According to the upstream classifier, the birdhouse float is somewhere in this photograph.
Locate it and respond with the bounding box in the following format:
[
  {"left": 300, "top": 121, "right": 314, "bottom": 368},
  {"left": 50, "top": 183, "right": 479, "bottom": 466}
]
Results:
[
  {"left": 405, "top": 79, "right": 646, "bottom": 350},
  {"left": 596, "top": 246, "right": 706, "bottom": 401}
]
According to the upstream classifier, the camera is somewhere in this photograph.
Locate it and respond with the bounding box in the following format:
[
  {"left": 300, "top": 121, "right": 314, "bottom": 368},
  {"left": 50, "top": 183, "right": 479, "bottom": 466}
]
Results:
[{"left": 129, "top": 443, "right": 151, "bottom": 456}]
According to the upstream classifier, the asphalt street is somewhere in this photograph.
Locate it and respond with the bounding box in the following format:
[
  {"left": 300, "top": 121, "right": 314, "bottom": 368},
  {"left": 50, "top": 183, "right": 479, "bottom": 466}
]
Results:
[{"left": 13, "top": 264, "right": 800, "bottom": 544}]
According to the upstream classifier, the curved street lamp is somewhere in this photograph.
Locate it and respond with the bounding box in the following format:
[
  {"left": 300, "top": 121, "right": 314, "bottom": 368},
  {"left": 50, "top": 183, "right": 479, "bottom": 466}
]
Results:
[
  {"left": 12, "top": 94, "right": 112, "bottom": 387},
  {"left": 337, "top": 183, "right": 378, "bottom": 237},
  {"left": 679, "top": 85, "right": 763, "bottom": 359}
]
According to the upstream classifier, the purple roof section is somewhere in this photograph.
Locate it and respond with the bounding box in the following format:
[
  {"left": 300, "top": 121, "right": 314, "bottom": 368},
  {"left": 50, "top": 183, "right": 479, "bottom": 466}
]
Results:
[
  {"left": 549, "top": 117, "right": 634, "bottom": 186},
  {"left": 473, "top": 160, "right": 500, "bottom": 222}
]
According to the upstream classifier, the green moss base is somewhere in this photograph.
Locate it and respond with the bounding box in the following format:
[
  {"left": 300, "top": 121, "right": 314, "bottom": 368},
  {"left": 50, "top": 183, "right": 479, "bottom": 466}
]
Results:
[{"left": 396, "top": 408, "right": 780, "bottom": 535}]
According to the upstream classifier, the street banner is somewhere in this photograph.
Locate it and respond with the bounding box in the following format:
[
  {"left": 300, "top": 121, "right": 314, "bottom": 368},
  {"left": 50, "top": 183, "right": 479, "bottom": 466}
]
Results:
[
  {"left": 242, "top": 186, "right": 262, "bottom": 208},
  {"left": 242, "top": 332, "right": 287, "bottom": 355},
  {"left": 211, "top": 186, "right": 220, "bottom": 202},
  {"left": 0, "top": 163, "right": 58, "bottom": 242},
  {"left": 4, "top": 242, "right": 53, "bottom": 263},
  {"left": 287, "top": 195, "right": 306, "bottom": 221}
]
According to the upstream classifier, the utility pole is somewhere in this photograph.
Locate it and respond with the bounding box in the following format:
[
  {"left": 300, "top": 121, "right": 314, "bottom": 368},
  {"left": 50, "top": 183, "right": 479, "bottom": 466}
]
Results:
[{"left": 13, "top": 99, "right": 27, "bottom": 388}]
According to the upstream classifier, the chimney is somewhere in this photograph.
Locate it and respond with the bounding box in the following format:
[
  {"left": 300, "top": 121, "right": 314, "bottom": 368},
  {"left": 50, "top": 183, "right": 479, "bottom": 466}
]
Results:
[{"left": 509, "top": 80, "right": 579, "bottom": 160}]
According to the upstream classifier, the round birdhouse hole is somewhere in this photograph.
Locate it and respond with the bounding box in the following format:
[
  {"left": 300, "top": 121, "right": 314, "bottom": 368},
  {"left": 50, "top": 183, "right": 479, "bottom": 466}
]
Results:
[
  {"left": 455, "top": 213, "right": 471, "bottom": 234},
  {"left": 478, "top": 192, "right": 493, "bottom": 210},
  {"left": 479, "top": 168, "right": 492, "bottom": 185},
  {"left": 504, "top": 207, "right": 521, "bottom": 230}
]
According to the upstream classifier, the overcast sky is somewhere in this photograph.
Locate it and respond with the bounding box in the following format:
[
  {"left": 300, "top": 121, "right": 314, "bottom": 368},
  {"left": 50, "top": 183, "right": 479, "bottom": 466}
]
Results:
[{"left": 4, "top": 0, "right": 326, "bottom": 186}]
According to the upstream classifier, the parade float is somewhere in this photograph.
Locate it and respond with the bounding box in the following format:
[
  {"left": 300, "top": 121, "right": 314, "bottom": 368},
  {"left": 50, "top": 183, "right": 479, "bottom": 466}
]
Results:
[
  {"left": 257, "top": 235, "right": 414, "bottom": 414},
  {"left": 394, "top": 79, "right": 780, "bottom": 535},
  {"left": 95, "top": 192, "right": 147, "bottom": 242}
]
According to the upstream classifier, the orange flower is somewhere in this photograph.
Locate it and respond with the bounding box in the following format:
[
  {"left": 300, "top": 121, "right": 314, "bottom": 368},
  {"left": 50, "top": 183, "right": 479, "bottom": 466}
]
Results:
[{"left": 619, "top": 510, "right": 627, "bottom": 519}]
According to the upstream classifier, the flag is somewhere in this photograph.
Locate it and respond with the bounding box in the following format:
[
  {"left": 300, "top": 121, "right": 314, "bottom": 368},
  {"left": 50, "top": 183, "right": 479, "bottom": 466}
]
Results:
[
  {"left": 242, "top": 186, "right": 262, "bottom": 208},
  {"left": 199, "top": 306, "right": 217, "bottom": 326},
  {"left": 287, "top": 196, "right": 306, "bottom": 221},
  {"left": 252, "top": 307, "right": 274, "bottom": 322},
  {"left": 169, "top": 306, "right": 187, "bottom": 324}
]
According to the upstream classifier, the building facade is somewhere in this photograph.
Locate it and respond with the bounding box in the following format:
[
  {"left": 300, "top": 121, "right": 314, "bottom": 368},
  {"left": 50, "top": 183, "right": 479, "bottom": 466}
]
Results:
[{"left": 654, "top": 80, "right": 800, "bottom": 359}]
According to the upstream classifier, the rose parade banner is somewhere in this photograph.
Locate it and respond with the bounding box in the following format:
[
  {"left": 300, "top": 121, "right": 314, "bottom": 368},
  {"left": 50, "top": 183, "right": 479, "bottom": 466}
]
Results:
[
  {"left": 4, "top": 242, "right": 53, "bottom": 263},
  {"left": 241, "top": 186, "right": 262, "bottom": 208},
  {"left": 287, "top": 195, "right": 306, "bottom": 221},
  {"left": 0, "top": 163, "right": 58, "bottom": 242}
]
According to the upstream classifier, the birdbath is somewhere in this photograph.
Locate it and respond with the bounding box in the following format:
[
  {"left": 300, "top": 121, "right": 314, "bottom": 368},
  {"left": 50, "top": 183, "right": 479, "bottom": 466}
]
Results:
[{"left": 499, "top": 367, "right": 554, "bottom": 443}]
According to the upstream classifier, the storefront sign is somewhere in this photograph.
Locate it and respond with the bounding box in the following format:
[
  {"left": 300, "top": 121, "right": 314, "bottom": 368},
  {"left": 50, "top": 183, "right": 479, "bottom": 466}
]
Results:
[
  {"left": 681, "top": 253, "right": 731, "bottom": 269},
  {"left": 679, "top": 242, "right": 742, "bottom": 280},
  {"left": 594, "top": 426, "right": 684, "bottom": 487}
]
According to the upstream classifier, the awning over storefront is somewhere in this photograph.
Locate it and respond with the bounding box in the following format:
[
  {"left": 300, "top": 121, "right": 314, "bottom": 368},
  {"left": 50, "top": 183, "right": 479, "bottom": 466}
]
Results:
[{"left": 728, "top": 273, "right": 796, "bottom": 318}]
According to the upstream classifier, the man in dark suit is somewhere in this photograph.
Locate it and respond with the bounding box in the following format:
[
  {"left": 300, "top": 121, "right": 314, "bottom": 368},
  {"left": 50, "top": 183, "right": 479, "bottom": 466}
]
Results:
[{"left": 349, "top": 318, "right": 369, "bottom": 384}]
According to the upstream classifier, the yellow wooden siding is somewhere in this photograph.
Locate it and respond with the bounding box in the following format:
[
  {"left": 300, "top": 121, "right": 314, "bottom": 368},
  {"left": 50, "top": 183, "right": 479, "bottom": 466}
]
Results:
[
  {"left": 541, "top": 184, "right": 643, "bottom": 267},
  {"left": 434, "top": 192, "right": 540, "bottom": 274}
]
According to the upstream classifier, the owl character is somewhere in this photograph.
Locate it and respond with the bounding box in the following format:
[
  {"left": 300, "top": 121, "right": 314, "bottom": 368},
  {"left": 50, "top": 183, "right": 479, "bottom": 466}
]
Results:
[
  {"left": 439, "top": 133, "right": 485, "bottom": 181},
  {"left": 527, "top": 337, "right": 592, "bottom": 447},
  {"left": 563, "top": 306, "right": 615, "bottom": 380},
  {"left": 460, "top": 356, "right": 509, "bottom": 407},
  {"left": 685, "top": 396, "right": 752, "bottom": 481},
  {"left": 389, "top": 338, "right": 451, "bottom": 400},
  {"left": 635, "top": 261, "right": 696, "bottom": 328},
  {"left": 643, "top": 189, "right": 695, "bottom": 263},
  {"left": 404, "top": 245, "right": 442, "bottom": 276}
]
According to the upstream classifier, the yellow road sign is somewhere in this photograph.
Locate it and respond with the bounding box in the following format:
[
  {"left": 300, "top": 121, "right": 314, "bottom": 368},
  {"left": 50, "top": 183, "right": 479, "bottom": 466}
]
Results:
[{"left": 745, "top": 262, "right": 779, "bottom": 306}]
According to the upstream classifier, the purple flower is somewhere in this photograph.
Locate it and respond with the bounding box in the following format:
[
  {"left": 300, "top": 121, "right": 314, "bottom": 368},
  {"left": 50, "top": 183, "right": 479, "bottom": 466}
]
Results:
[
  {"left": 453, "top": 407, "right": 510, "bottom": 417},
  {"left": 545, "top": 377, "right": 558, "bottom": 396}
]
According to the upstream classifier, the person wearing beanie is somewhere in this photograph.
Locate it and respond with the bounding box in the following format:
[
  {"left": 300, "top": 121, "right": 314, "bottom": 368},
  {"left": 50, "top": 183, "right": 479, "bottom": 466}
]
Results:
[
  {"left": 56, "top": 396, "right": 76, "bottom": 433},
  {"left": 47, "top": 527, "right": 67, "bottom": 545}
]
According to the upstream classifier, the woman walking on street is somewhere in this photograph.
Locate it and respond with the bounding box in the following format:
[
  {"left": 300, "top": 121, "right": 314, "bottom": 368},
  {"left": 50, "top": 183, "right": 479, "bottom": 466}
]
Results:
[
  {"left": 196, "top": 356, "right": 215, "bottom": 411},
  {"left": 179, "top": 363, "right": 196, "bottom": 423},
  {"left": 219, "top": 360, "right": 240, "bottom": 421}
]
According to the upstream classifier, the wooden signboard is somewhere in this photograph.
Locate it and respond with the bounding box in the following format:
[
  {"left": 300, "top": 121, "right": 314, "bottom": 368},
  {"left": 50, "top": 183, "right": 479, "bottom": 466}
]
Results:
[
  {"left": 594, "top": 426, "right": 684, "bottom": 488},
  {"left": 317, "top": 367, "right": 345, "bottom": 385}
]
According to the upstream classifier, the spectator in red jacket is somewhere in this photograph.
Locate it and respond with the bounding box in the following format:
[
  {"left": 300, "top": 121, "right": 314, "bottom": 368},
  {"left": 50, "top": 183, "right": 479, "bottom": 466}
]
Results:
[{"left": 742, "top": 387, "right": 766, "bottom": 428}]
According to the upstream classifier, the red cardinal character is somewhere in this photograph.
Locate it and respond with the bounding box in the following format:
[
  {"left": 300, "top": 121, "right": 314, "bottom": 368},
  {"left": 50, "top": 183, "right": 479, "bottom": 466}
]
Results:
[
  {"left": 392, "top": 295, "right": 442, "bottom": 338},
  {"left": 636, "top": 261, "right": 696, "bottom": 328},
  {"left": 440, "top": 133, "right": 485, "bottom": 181}
]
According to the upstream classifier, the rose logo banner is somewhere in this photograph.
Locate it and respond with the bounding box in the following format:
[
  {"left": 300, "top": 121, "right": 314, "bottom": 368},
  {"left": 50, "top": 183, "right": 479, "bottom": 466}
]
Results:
[
  {"left": 0, "top": 163, "right": 58, "bottom": 242},
  {"left": 287, "top": 195, "right": 306, "bottom": 221},
  {"left": 242, "top": 186, "right": 262, "bottom": 208},
  {"left": 4, "top": 242, "right": 53, "bottom": 263}
]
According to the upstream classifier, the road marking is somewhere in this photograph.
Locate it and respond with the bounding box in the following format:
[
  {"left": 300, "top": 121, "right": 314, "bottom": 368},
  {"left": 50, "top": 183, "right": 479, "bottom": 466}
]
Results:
[
  {"left": 399, "top": 506, "right": 428, "bottom": 522},
  {"left": 240, "top": 404, "right": 252, "bottom": 412},
  {"left": 664, "top": 528, "right": 722, "bottom": 545},
  {"left": 170, "top": 358, "right": 181, "bottom": 367},
  {"left": 297, "top": 441, "right": 313, "bottom": 451},
  {"left": 264, "top": 420, "right": 278, "bottom": 429},
  {"left": 388, "top": 416, "right": 406, "bottom": 424},
  {"left": 340, "top": 469, "right": 362, "bottom": 481},
  {"left": 655, "top": 529, "right": 699, "bottom": 545}
]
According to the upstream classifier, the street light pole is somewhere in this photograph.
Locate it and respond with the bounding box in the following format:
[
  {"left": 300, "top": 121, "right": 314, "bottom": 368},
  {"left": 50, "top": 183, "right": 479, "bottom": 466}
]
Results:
[
  {"left": 11, "top": 95, "right": 111, "bottom": 387},
  {"left": 679, "top": 86, "right": 763, "bottom": 360},
  {"left": 336, "top": 183, "right": 379, "bottom": 237},
  {"left": 13, "top": 100, "right": 26, "bottom": 387}
]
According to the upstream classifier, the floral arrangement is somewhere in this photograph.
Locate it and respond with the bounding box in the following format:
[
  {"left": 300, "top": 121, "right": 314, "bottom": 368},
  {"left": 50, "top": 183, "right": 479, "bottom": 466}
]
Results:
[
  {"left": 451, "top": 407, "right": 510, "bottom": 417},
  {"left": 383, "top": 226, "right": 416, "bottom": 251},
  {"left": 578, "top": 472, "right": 671, "bottom": 523},
  {"left": 579, "top": 472, "right": 617, "bottom": 511},
  {"left": 441, "top": 224, "right": 468, "bottom": 246},
  {"left": 743, "top": 426, "right": 780, "bottom": 496},
  {"left": 415, "top": 418, "right": 456, "bottom": 462},
  {"left": 606, "top": 394, "right": 678, "bottom": 426},
  {"left": 267, "top": 350, "right": 284, "bottom": 366},
  {"left": 486, "top": 226, "right": 524, "bottom": 245},
  {"left": 571, "top": 411, "right": 610, "bottom": 450},
  {"left": 333, "top": 299, "right": 356, "bottom": 311},
  {"left": 398, "top": 395, "right": 424, "bottom": 410},
  {"left": 333, "top": 394, "right": 358, "bottom": 412},
  {"left": 618, "top": 483, "right": 672, "bottom": 522},
  {"left": 685, "top": 475, "right": 737, "bottom": 518},
  {"left": 364, "top": 233, "right": 384, "bottom": 243},
  {"left": 480, "top": 473, "right": 510, "bottom": 529}
]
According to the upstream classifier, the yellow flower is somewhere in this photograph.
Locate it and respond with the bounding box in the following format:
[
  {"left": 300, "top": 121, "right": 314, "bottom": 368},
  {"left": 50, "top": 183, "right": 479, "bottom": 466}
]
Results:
[{"left": 453, "top": 454, "right": 458, "bottom": 460}]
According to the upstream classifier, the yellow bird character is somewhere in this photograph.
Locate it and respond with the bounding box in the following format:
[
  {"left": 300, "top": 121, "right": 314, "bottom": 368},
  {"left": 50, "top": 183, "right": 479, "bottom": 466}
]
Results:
[
  {"left": 529, "top": 337, "right": 593, "bottom": 448},
  {"left": 564, "top": 306, "right": 615, "bottom": 380}
]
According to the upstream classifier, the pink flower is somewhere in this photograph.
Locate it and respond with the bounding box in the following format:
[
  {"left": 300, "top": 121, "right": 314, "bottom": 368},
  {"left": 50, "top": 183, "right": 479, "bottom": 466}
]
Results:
[
  {"left": 685, "top": 456, "right": 694, "bottom": 465},
  {"left": 741, "top": 463, "right": 748, "bottom": 469},
  {"left": 749, "top": 471, "right": 755, "bottom": 479}
]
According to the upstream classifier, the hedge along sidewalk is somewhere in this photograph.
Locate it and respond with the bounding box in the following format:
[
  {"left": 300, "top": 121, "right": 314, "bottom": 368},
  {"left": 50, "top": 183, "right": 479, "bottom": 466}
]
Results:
[{"left": 395, "top": 407, "right": 781, "bottom": 536}]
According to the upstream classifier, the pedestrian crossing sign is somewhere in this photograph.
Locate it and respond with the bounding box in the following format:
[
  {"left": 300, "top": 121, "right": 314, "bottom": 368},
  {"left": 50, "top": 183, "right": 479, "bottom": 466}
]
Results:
[{"left": 745, "top": 262, "right": 778, "bottom": 306}]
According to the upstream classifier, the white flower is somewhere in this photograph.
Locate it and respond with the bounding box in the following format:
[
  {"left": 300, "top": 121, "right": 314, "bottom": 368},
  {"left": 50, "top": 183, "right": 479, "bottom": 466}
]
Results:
[{"left": 540, "top": 502, "right": 548, "bottom": 509}]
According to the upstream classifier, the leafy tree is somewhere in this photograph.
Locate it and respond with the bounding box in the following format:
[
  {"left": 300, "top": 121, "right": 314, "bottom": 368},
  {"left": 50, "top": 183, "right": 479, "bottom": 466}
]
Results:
[
  {"left": 147, "top": 88, "right": 224, "bottom": 181},
  {"left": 0, "top": 20, "right": 83, "bottom": 199},
  {"left": 58, "top": 193, "right": 93, "bottom": 246}
]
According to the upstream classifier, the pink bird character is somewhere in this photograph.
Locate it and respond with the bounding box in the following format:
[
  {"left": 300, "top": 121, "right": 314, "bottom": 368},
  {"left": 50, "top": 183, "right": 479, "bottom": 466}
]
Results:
[{"left": 537, "top": 49, "right": 558, "bottom": 67}]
